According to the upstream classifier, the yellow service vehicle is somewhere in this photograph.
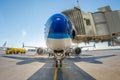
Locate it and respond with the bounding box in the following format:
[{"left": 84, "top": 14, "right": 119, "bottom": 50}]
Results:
[
  {"left": 17, "top": 48, "right": 26, "bottom": 54},
  {"left": 6, "top": 48, "right": 26, "bottom": 54}
]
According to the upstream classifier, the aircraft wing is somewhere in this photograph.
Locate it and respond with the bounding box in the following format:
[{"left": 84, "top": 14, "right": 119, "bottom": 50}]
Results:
[{"left": 23, "top": 43, "right": 48, "bottom": 55}]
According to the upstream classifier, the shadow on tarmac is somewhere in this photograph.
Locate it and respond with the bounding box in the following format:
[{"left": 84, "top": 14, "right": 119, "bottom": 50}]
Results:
[
  {"left": 57, "top": 59, "right": 96, "bottom": 80},
  {"left": 27, "top": 58, "right": 96, "bottom": 80},
  {"left": 2, "top": 53, "right": 116, "bottom": 65},
  {"left": 1, "top": 54, "right": 116, "bottom": 80},
  {"left": 2, "top": 55, "right": 55, "bottom": 65},
  {"left": 67, "top": 54, "right": 116, "bottom": 64},
  {"left": 28, "top": 62, "right": 55, "bottom": 80}
]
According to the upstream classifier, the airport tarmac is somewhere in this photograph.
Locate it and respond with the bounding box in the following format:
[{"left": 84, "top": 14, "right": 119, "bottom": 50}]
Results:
[{"left": 0, "top": 50, "right": 120, "bottom": 80}]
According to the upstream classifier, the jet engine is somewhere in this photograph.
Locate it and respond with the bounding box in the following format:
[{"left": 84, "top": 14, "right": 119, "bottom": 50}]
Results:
[
  {"left": 36, "top": 48, "right": 45, "bottom": 55},
  {"left": 73, "top": 47, "right": 81, "bottom": 54}
]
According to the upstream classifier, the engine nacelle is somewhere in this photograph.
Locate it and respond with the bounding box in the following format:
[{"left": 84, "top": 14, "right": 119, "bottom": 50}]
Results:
[
  {"left": 73, "top": 47, "right": 81, "bottom": 54},
  {"left": 36, "top": 48, "right": 45, "bottom": 55}
]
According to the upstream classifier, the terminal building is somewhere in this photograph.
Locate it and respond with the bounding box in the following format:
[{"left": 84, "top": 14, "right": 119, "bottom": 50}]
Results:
[{"left": 62, "top": 6, "right": 120, "bottom": 45}]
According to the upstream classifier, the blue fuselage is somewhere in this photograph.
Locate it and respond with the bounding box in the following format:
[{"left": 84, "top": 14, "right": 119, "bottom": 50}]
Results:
[{"left": 45, "top": 13, "right": 73, "bottom": 50}]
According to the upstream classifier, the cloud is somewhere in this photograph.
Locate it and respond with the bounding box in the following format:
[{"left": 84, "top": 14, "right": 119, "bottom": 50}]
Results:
[{"left": 22, "top": 30, "right": 27, "bottom": 38}]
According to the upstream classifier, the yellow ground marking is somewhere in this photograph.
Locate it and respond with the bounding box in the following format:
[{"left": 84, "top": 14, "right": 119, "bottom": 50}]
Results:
[{"left": 54, "top": 67, "right": 58, "bottom": 80}]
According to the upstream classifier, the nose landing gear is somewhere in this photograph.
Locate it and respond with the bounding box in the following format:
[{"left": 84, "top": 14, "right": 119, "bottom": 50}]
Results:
[
  {"left": 56, "top": 60, "right": 62, "bottom": 67},
  {"left": 55, "top": 52, "right": 64, "bottom": 68}
]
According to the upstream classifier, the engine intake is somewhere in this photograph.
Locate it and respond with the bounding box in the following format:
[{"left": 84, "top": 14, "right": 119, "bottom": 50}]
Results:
[
  {"left": 37, "top": 48, "right": 44, "bottom": 55},
  {"left": 74, "top": 47, "right": 81, "bottom": 54}
]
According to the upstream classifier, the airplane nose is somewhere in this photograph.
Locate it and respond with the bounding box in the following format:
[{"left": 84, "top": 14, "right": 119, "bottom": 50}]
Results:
[
  {"left": 50, "top": 16, "right": 67, "bottom": 34},
  {"left": 45, "top": 14, "right": 73, "bottom": 39}
]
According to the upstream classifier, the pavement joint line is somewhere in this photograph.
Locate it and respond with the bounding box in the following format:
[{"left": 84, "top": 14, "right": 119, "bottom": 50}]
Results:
[{"left": 54, "top": 67, "right": 58, "bottom": 80}]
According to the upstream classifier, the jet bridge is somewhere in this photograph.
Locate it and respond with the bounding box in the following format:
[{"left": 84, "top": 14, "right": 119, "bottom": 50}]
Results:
[{"left": 62, "top": 6, "right": 120, "bottom": 45}]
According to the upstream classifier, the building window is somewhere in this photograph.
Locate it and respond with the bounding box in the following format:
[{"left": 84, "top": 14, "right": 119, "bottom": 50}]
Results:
[{"left": 86, "top": 19, "right": 91, "bottom": 26}]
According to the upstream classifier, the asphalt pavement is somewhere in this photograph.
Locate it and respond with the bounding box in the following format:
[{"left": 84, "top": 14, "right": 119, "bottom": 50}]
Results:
[{"left": 0, "top": 50, "right": 120, "bottom": 80}]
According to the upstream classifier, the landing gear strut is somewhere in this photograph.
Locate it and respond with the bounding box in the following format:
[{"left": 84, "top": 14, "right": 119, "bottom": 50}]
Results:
[
  {"left": 56, "top": 60, "right": 58, "bottom": 67},
  {"left": 54, "top": 51, "right": 65, "bottom": 68},
  {"left": 56, "top": 59, "right": 62, "bottom": 67},
  {"left": 60, "top": 60, "right": 62, "bottom": 67}
]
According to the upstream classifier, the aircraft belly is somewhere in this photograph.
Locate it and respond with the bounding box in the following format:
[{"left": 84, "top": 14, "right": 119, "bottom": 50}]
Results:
[{"left": 46, "top": 38, "right": 72, "bottom": 50}]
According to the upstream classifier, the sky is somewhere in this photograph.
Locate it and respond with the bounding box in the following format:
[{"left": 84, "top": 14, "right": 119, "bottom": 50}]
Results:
[{"left": 0, "top": 0, "right": 120, "bottom": 48}]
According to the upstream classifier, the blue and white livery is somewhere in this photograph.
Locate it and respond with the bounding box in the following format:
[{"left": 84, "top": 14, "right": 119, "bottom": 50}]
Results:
[{"left": 45, "top": 13, "right": 73, "bottom": 51}]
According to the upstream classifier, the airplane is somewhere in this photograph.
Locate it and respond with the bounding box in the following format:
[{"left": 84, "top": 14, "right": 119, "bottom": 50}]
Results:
[
  {"left": 24, "top": 13, "right": 94, "bottom": 67},
  {"left": 0, "top": 41, "right": 7, "bottom": 50}
]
